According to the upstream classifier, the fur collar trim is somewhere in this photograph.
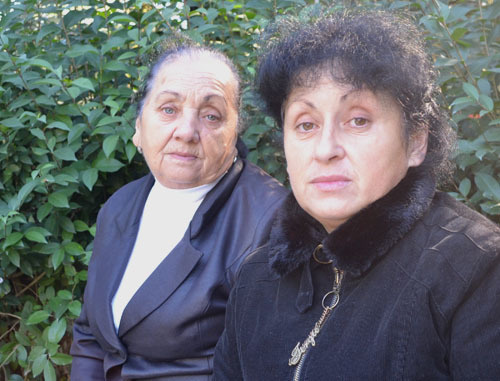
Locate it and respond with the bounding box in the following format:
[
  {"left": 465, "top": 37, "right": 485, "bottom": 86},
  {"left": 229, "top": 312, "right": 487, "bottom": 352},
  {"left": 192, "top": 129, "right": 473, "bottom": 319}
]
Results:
[{"left": 268, "top": 167, "right": 436, "bottom": 278}]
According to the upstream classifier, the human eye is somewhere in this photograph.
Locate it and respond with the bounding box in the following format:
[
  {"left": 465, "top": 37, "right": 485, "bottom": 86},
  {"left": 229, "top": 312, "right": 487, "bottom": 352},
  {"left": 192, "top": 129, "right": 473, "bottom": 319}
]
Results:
[
  {"left": 297, "top": 122, "right": 316, "bottom": 132},
  {"left": 347, "top": 117, "right": 369, "bottom": 128},
  {"left": 205, "top": 114, "right": 220, "bottom": 122},
  {"left": 161, "top": 106, "right": 176, "bottom": 116}
]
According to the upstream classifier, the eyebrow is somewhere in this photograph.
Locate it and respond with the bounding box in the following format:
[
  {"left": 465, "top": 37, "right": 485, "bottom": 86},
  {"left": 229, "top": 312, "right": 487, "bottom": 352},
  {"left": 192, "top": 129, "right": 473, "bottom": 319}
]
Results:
[
  {"left": 203, "top": 93, "right": 228, "bottom": 105},
  {"left": 340, "top": 88, "right": 362, "bottom": 102},
  {"left": 154, "top": 90, "right": 182, "bottom": 102}
]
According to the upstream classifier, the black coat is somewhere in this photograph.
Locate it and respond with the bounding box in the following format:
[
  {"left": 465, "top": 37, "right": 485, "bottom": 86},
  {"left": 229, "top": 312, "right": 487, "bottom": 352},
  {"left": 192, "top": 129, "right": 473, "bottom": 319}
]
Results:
[
  {"left": 214, "top": 167, "right": 500, "bottom": 380},
  {"left": 70, "top": 158, "right": 286, "bottom": 380}
]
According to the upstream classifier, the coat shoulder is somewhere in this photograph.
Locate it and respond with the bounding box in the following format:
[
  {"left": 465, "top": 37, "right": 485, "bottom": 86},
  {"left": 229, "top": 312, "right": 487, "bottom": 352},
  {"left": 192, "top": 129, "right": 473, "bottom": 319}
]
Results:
[
  {"left": 100, "top": 174, "right": 152, "bottom": 213},
  {"left": 426, "top": 192, "right": 500, "bottom": 256},
  {"left": 235, "top": 244, "right": 280, "bottom": 288},
  {"left": 237, "top": 160, "right": 287, "bottom": 200}
]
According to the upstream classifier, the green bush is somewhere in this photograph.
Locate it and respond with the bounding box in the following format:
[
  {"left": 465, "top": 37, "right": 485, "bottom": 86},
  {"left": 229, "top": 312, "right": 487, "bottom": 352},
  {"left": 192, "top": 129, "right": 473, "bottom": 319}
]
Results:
[{"left": 0, "top": 0, "right": 498, "bottom": 379}]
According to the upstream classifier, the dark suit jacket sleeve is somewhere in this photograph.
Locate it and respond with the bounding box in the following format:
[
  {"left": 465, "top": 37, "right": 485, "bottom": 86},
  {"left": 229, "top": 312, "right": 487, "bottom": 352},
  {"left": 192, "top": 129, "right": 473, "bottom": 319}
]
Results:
[
  {"left": 70, "top": 206, "right": 108, "bottom": 381},
  {"left": 70, "top": 303, "right": 106, "bottom": 380}
]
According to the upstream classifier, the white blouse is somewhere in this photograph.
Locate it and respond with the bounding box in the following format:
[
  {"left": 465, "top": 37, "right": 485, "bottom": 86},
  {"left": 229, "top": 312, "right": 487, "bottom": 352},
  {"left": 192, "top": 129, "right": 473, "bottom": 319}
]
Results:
[{"left": 111, "top": 178, "right": 218, "bottom": 331}]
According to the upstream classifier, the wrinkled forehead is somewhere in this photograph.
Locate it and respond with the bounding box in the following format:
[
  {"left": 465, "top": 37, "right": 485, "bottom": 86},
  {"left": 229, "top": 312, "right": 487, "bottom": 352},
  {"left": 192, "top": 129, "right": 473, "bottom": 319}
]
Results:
[{"left": 155, "top": 52, "right": 239, "bottom": 106}]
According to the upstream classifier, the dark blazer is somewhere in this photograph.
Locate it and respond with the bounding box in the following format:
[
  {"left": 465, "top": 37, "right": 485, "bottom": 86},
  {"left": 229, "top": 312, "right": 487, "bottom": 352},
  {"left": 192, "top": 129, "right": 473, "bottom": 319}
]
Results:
[
  {"left": 70, "top": 158, "right": 286, "bottom": 380},
  {"left": 215, "top": 167, "right": 500, "bottom": 380}
]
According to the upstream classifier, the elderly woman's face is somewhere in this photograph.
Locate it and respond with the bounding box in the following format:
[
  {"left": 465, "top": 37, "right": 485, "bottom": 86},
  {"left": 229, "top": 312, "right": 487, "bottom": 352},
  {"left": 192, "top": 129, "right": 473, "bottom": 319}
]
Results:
[
  {"left": 283, "top": 78, "right": 427, "bottom": 232},
  {"left": 133, "top": 53, "right": 238, "bottom": 189}
]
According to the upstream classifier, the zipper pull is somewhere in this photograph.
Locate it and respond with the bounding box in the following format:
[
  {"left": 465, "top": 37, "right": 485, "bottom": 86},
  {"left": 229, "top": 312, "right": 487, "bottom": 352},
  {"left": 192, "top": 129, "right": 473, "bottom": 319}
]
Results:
[
  {"left": 288, "top": 324, "right": 321, "bottom": 366},
  {"left": 288, "top": 267, "right": 343, "bottom": 368},
  {"left": 289, "top": 342, "right": 303, "bottom": 366}
]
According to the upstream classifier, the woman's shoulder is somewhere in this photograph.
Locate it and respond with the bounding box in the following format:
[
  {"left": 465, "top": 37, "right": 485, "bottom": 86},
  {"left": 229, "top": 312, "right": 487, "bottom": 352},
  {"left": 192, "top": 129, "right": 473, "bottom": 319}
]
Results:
[
  {"left": 426, "top": 192, "right": 500, "bottom": 255},
  {"left": 410, "top": 192, "right": 500, "bottom": 294},
  {"left": 238, "top": 160, "right": 286, "bottom": 197},
  {"left": 234, "top": 244, "right": 281, "bottom": 287},
  {"left": 98, "top": 173, "right": 153, "bottom": 219}
]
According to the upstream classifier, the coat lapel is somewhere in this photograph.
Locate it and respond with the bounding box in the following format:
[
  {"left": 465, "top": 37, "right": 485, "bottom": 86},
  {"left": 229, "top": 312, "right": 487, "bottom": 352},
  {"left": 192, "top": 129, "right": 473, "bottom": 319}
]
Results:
[
  {"left": 92, "top": 174, "right": 154, "bottom": 348},
  {"left": 117, "top": 235, "right": 203, "bottom": 337}
]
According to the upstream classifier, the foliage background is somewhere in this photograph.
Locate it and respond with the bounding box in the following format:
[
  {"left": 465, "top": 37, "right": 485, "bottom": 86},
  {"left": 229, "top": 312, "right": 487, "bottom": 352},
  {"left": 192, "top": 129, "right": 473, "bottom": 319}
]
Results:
[{"left": 0, "top": 0, "right": 498, "bottom": 379}]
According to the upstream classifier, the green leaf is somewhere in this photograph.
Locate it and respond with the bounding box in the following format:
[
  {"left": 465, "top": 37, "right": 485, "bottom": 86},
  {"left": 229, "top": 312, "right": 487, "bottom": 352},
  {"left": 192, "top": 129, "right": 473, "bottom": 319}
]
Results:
[
  {"left": 109, "top": 13, "right": 137, "bottom": 24},
  {"left": 478, "top": 94, "right": 494, "bottom": 111},
  {"left": 16, "top": 345, "right": 28, "bottom": 363},
  {"left": 125, "top": 141, "right": 137, "bottom": 162},
  {"left": 462, "top": 83, "right": 479, "bottom": 101},
  {"left": 48, "top": 318, "right": 66, "bottom": 344},
  {"left": 450, "top": 27, "right": 467, "bottom": 41},
  {"left": 36, "top": 23, "right": 60, "bottom": 43},
  {"left": 64, "top": 241, "right": 84, "bottom": 255},
  {"left": 68, "top": 300, "right": 82, "bottom": 316},
  {"left": 51, "top": 248, "right": 65, "bottom": 269},
  {"left": 47, "top": 121, "right": 71, "bottom": 131},
  {"left": 436, "top": 0, "right": 450, "bottom": 21},
  {"left": 43, "top": 360, "right": 56, "bottom": 381},
  {"left": 7, "top": 250, "right": 20, "bottom": 267},
  {"left": 1, "top": 117, "right": 24, "bottom": 129},
  {"left": 25, "top": 227, "right": 50, "bottom": 243},
  {"left": 30, "top": 58, "right": 54, "bottom": 71},
  {"left": 475, "top": 173, "right": 500, "bottom": 201},
  {"left": 50, "top": 352, "right": 73, "bottom": 366},
  {"left": 66, "top": 44, "right": 99, "bottom": 58},
  {"left": 33, "top": 78, "right": 61, "bottom": 87},
  {"left": 53, "top": 146, "right": 77, "bottom": 161},
  {"left": 17, "top": 178, "right": 40, "bottom": 205},
  {"left": 459, "top": 178, "right": 471, "bottom": 197},
  {"left": 48, "top": 192, "right": 70, "bottom": 208},
  {"left": 74, "top": 220, "right": 89, "bottom": 232},
  {"left": 37, "top": 203, "right": 53, "bottom": 222},
  {"left": 30, "top": 128, "right": 45, "bottom": 140},
  {"left": 4, "top": 232, "right": 23, "bottom": 248},
  {"left": 72, "top": 77, "right": 95, "bottom": 92},
  {"left": 103, "top": 135, "right": 119, "bottom": 158},
  {"left": 117, "top": 51, "right": 137, "bottom": 60},
  {"left": 32, "top": 353, "right": 47, "bottom": 377},
  {"left": 57, "top": 213, "right": 74, "bottom": 230},
  {"left": 104, "top": 60, "right": 128, "bottom": 72},
  {"left": 67, "top": 86, "right": 82, "bottom": 99},
  {"left": 94, "top": 157, "right": 125, "bottom": 173},
  {"left": 26, "top": 310, "right": 50, "bottom": 325},
  {"left": 57, "top": 290, "right": 73, "bottom": 300},
  {"left": 484, "top": 128, "right": 500, "bottom": 142},
  {"left": 15, "top": 331, "right": 31, "bottom": 346},
  {"left": 82, "top": 168, "right": 99, "bottom": 191}
]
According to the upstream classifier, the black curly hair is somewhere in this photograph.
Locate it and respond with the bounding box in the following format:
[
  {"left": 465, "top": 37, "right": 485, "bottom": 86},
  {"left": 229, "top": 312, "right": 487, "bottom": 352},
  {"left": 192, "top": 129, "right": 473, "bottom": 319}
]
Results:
[
  {"left": 257, "top": 10, "right": 456, "bottom": 183},
  {"left": 135, "top": 37, "right": 242, "bottom": 129}
]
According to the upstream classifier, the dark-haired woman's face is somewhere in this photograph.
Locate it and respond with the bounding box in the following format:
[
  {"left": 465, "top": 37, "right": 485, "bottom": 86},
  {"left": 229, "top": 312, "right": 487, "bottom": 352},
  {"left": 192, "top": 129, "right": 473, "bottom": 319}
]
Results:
[
  {"left": 283, "top": 78, "right": 427, "bottom": 232},
  {"left": 133, "top": 53, "right": 239, "bottom": 189}
]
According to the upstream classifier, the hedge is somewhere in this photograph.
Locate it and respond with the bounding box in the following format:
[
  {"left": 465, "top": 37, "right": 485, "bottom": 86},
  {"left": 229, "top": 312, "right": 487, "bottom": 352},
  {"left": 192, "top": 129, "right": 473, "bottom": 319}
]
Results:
[{"left": 0, "top": 0, "right": 498, "bottom": 379}]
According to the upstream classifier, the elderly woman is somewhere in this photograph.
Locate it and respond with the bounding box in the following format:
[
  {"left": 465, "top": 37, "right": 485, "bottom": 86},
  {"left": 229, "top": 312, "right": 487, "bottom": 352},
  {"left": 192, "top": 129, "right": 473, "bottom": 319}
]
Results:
[
  {"left": 70, "top": 40, "right": 286, "bottom": 380},
  {"left": 214, "top": 11, "right": 500, "bottom": 380}
]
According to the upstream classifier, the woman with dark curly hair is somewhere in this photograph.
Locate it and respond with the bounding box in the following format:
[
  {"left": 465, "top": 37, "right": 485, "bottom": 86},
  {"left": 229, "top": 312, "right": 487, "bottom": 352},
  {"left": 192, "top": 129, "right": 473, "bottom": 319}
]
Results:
[{"left": 214, "top": 11, "right": 500, "bottom": 380}]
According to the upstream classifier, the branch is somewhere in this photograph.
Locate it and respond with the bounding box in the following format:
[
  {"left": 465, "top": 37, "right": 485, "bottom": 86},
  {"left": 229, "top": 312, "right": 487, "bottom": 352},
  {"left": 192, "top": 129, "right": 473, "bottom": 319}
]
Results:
[{"left": 15, "top": 271, "right": 46, "bottom": 297}]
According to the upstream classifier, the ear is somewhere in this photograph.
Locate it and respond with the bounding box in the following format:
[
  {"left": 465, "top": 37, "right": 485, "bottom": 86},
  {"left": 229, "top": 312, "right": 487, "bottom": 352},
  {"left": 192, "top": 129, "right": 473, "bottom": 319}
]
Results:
[
  {"left": 132, "top": 117, "right": 142, "bottom": 148},
  {"left": 408, "top": 128, "right": 428, "bottom": 168}
]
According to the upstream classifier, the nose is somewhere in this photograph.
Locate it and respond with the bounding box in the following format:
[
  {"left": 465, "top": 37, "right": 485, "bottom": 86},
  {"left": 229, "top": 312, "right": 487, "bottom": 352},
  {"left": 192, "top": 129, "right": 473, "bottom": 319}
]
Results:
[
  {"left": 314, "top": 123, "right": 345, "bottom": 162},
  {"left": 172, "top": 110, "right": 200, "bottom": 143}
]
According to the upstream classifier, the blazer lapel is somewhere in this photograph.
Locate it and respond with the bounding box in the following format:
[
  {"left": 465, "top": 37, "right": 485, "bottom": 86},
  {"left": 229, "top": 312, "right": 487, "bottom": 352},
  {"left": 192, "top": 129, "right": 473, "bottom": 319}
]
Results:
[
  {"left": 92, "top": 174, "right": 154, "bottom": 348},
  {"left": 117, "top": 235, "right": 203, "bottom": 337}
]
